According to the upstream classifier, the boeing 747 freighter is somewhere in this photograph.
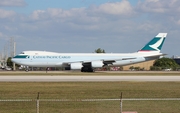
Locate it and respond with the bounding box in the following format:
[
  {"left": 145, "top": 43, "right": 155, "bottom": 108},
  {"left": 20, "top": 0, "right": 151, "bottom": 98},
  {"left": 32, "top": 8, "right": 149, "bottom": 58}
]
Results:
[{"left": 11, "top": 33, "right": 167, "bottom": 72}]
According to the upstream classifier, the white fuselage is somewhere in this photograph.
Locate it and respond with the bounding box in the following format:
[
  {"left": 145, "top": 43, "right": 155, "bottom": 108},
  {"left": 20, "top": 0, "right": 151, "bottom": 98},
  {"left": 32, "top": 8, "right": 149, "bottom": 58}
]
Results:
[
  {"left": 11, "top": 51, "right": 162, "bottom": 68},
  {"left": 11, "top": 33, "right": 167, "bottom": 72}
]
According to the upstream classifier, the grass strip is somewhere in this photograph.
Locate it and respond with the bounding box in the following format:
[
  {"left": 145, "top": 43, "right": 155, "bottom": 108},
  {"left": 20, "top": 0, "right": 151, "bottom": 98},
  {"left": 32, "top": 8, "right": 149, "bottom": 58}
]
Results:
[{"left": 0, "top": 82, "right": 180, "bottom": 112}]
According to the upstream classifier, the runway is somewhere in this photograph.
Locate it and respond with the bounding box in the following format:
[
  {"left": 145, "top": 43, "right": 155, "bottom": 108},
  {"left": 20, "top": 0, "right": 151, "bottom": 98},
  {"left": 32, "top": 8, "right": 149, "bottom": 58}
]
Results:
[{"left": 0, "top": 76, "right": 180, "bottom": 82}]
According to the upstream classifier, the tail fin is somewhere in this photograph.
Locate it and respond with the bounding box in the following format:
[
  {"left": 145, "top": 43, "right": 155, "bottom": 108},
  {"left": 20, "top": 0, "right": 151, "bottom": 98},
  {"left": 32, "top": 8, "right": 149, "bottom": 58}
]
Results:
[{"left": 138, "top": 33, "right": 167, "bottom": 53}]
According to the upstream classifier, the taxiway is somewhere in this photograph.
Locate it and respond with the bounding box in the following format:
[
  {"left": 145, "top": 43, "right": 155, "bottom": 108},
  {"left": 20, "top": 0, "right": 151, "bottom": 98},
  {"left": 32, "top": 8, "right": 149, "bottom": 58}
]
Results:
[{"left": 0, "top": 76, "right": 180, "bottom": 82}]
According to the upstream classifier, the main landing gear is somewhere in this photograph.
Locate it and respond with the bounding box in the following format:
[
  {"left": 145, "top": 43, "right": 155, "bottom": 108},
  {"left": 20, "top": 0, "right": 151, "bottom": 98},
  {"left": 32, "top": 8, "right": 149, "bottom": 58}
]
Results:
[
  {"left": 81, "top": 67, "right": 94, "bottom": 72},
  {"left": 46, "top": 67, "right": 49, "bottom": 73},
  {"left": 25, "top": 66, "right": 29, "bottom": 72}
]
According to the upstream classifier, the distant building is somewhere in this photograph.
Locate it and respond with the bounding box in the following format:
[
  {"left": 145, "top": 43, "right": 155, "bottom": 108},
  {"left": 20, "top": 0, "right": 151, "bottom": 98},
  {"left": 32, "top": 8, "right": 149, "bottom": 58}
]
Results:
[
  {"left": 123, "top": 60, "right": 155, "bottom": 71},
  {"left": 172, "top": 56, "right": 180, "bottom": 65}
]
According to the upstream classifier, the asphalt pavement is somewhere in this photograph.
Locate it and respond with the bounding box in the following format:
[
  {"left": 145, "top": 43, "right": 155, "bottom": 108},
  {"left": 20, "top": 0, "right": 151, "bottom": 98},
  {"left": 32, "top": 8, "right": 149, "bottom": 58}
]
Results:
[{"left": 0, "top": 76, "right": 180, "bottom": 82}]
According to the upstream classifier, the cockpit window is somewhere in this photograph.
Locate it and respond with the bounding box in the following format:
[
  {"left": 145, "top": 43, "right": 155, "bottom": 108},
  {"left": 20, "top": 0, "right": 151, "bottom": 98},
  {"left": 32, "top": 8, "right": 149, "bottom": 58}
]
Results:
[
  {"left": 20, "top": 52, "right": 25, "bottom": 54},
  {"left": 13, "top": 55, "right": 30, "bottom": 58}
]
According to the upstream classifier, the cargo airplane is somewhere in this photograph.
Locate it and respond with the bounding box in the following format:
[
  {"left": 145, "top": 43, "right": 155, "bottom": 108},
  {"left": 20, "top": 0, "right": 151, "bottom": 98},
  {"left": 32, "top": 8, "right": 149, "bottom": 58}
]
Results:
[{"left": 11, "top": 33, "right": 167, "bottom": 72}]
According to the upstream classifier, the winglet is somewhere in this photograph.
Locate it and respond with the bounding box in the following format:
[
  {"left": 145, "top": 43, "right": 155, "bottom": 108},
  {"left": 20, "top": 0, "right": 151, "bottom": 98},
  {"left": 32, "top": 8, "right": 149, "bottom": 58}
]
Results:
[{"left": 138, "top": 33, "right": 167, "bottom": 53}]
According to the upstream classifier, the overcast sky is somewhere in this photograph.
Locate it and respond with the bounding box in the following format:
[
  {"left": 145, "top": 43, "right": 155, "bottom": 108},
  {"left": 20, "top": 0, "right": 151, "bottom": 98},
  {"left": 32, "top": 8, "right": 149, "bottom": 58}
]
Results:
[{"left": 0, "top": 0, "right": 180, "bottom": 57}]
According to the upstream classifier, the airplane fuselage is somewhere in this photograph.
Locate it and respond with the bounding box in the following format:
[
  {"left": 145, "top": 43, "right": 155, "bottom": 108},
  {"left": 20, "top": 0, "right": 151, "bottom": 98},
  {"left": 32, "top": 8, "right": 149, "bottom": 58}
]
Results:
[
  {"left": 12, "top": 51, "right": 161, "bottom": 68},
  {"left": 11, "top": 33, "right": 167, "bottom": 72}
]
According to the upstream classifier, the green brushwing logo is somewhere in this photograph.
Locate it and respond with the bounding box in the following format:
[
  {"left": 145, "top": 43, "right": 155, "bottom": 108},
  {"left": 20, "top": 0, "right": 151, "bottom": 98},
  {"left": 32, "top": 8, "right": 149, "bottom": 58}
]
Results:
[{"left": 141, "top": 37, "right": 165, "bottom": 51}]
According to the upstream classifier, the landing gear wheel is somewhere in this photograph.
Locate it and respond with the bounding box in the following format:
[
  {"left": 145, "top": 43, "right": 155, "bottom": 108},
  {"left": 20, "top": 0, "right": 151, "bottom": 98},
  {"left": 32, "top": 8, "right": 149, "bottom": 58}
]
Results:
[
  {"left": 46, "top": 67, "right": 49, "bottom": 73},
  {"left": 81, "top": 67, "right": 94, "bottom": 72},
  {"left": 25, "top": 66, "right": 29, "bottom": 72},
  {"left": 81, "top": 67, "right": 84, "bottom": 72}
]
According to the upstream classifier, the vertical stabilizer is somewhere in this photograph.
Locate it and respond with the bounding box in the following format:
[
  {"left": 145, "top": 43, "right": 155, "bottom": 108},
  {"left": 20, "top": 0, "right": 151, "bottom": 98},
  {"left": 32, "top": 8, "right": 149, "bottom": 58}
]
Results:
[{"left": 138, "top": 33, "right": 167, "bottom": 53}]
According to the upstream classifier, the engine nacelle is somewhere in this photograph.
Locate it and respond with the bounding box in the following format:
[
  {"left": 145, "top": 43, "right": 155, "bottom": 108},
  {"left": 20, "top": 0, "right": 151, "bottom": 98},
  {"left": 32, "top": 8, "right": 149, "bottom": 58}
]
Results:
[
  {"left": 70, "top": 62, "right": 83, "bottom": 70},
  {"left": 91, "top": 61, "right": 104, "bottom": 68}
]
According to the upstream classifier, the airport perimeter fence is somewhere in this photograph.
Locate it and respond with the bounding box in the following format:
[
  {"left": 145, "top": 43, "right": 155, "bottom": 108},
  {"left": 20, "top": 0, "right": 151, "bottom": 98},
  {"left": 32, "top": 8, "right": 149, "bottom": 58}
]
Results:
[{"left": 0, "top": 98, "right": 180, "bottom": 113}]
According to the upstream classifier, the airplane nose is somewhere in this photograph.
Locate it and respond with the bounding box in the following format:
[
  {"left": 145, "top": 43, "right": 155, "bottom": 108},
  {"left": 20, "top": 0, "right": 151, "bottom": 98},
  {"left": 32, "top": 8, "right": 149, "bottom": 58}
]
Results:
[
  {"left": 11, "top": 58, "right": 18, "bottom": 63},
  {"left": 11, "top": 58, "right": 15, "bottom": 63}
]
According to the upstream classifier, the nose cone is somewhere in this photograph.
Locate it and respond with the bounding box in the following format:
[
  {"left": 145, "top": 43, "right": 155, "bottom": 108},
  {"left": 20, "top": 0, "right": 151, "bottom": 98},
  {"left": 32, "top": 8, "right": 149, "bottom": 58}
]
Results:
[
  {"left": 11, "top": 57, "right": 20, "bottom": 64},
  {"left": 11, "top": 58, "right": 16, "bottom": 63}
]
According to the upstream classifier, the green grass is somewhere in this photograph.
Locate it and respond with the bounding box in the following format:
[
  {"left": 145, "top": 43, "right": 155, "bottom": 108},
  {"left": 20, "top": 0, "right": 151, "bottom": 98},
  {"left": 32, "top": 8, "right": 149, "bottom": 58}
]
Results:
[{"left": 0, "top": 82, "right": 180, "bottom": 112}]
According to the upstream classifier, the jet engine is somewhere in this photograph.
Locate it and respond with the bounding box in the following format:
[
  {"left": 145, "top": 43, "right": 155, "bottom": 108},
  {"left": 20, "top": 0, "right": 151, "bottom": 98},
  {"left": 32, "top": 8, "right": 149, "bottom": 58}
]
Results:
[
  {"left": 91, "top": 61, "right": 104, "bottom": 68},
  {"left": 70, "top": 62, "right": 83, "bottom": 70}
]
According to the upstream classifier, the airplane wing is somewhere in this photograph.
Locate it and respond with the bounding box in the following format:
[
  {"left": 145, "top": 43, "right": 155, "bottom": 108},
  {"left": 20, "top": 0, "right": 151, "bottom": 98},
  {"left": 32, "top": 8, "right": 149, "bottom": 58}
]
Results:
[{"left": 61, "top": 57, "right": 137, "bottom": 66}]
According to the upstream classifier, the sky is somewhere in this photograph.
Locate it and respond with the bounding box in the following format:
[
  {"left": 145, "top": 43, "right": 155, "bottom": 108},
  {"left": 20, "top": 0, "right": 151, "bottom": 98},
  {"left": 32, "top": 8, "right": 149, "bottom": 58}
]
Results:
[{"left": 0, "top": 0, "right": 180, "bottom": 57}]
